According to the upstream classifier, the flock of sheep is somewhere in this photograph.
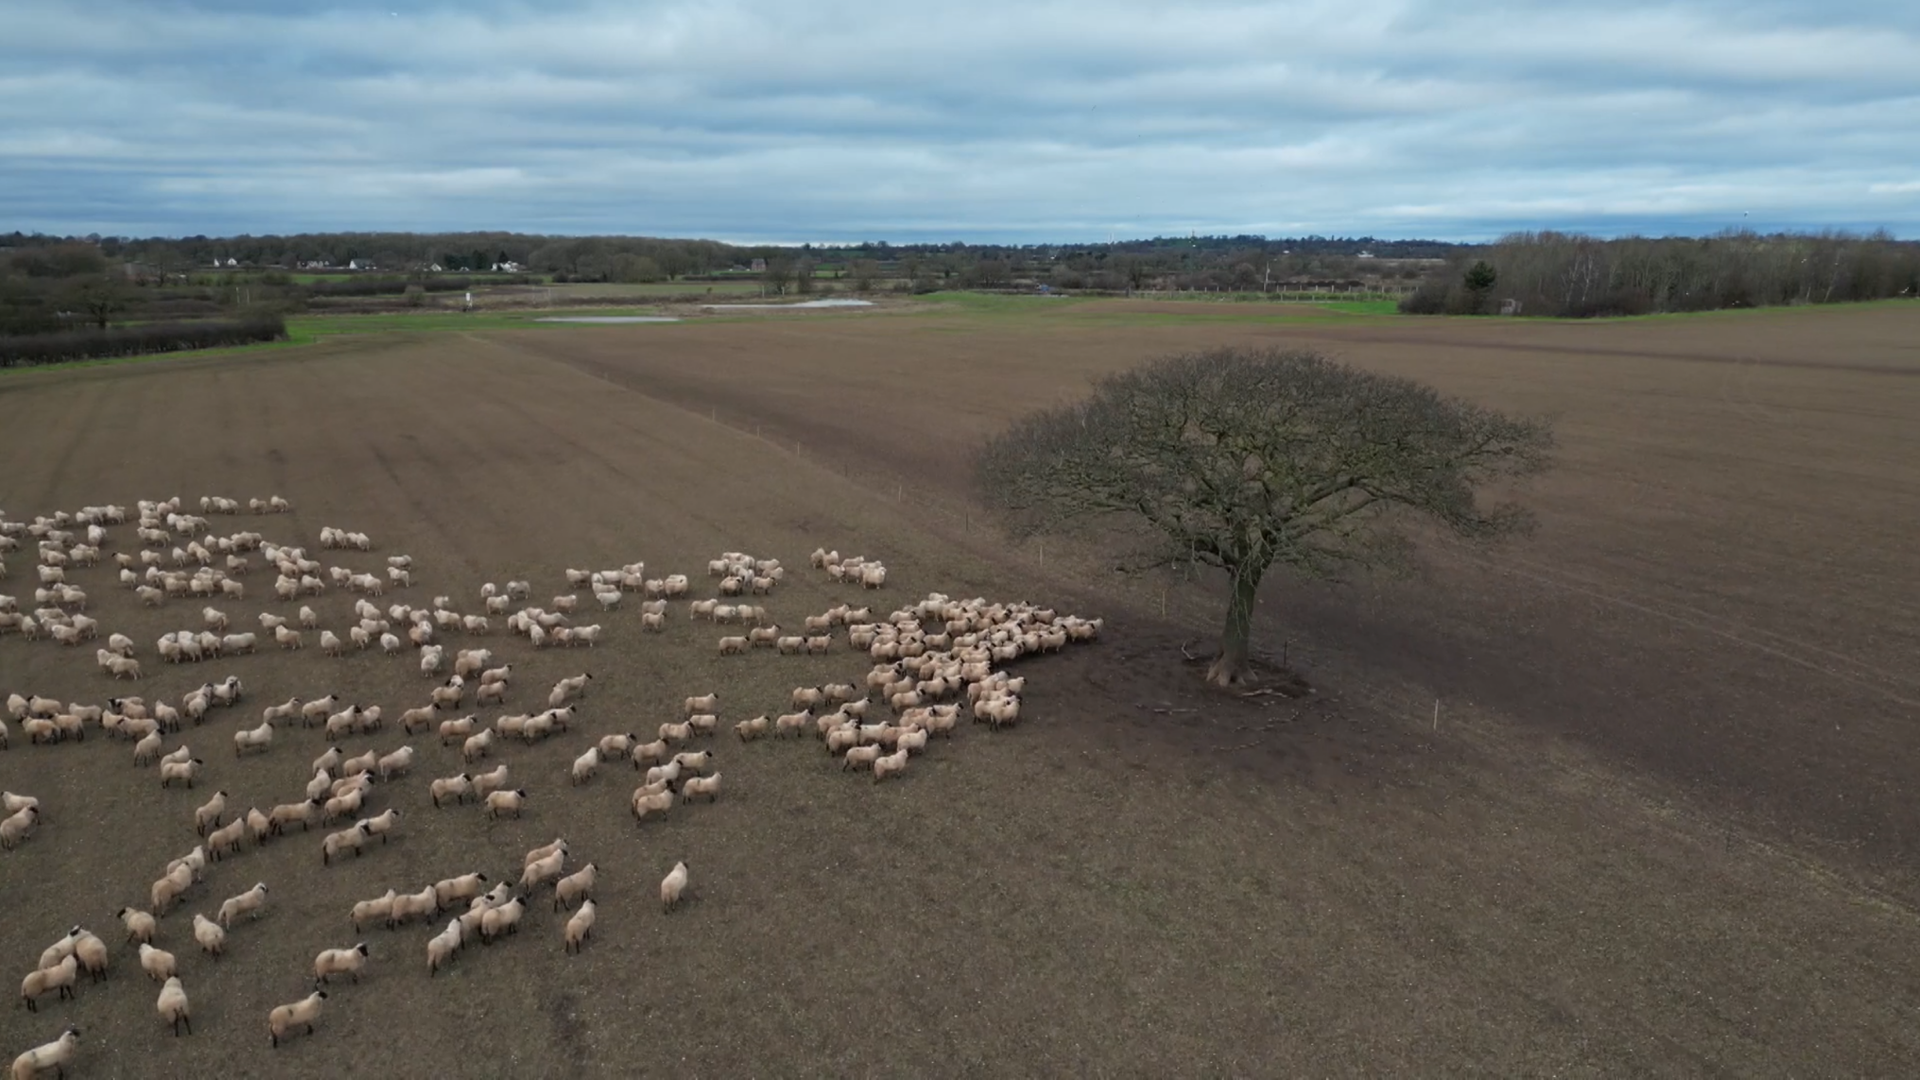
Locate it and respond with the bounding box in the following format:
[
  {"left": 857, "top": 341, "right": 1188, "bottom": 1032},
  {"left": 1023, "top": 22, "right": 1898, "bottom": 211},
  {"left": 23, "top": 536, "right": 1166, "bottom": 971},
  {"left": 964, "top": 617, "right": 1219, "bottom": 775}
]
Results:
[{"left": 0, "top": 495, "right": 1099, "bottom": 1076}]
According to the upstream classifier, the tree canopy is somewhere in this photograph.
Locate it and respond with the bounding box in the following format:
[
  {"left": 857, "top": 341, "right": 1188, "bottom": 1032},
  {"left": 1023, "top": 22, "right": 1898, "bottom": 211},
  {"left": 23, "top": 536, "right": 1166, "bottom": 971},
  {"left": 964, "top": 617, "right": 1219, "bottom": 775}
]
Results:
[{"left": 975, "top": 347, "right": 1554, "bottom": 686}]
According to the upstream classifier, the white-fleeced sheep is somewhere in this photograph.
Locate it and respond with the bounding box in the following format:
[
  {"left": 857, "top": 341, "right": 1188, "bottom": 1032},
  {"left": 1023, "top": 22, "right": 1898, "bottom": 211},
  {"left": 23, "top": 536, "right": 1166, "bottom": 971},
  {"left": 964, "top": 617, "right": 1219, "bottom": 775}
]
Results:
[
  {"left": 156, "top": 975, "right": 191, "bottom": 1035},
  {"left": 268, "top": 989, "right": 326, "bottom": 1047},
  {"left": 138, "top": 942, "right": 176, "bottom": 981},
  {"left": 660, "top": 861, "right": 690, "bottom": 913},
  {"left": 322, "top": 823, "right": 370, "bottom": 864},
  {"left": 563, "top": 899, "right": 595, "bottom": 954},
  {"left": 217, "top": 883, "right": 269, "bottom": 927},
  {"left": 191, "top": 913, "right": 225, "bottom": 957},
  {"left": 553, "top": 863, "right": 596, "bottom": 910},
  {"left": 681, "top": 773, "right": 722, "bottom": 803},
  {"left": 312, "top": 943, "right": 369, "bottom": 985},
  {"left": 10, "top": 1024, "right": 81, "bottom": 1076},
  {"left": 485, "top": 788, "right": 527, "bottom": 819}
]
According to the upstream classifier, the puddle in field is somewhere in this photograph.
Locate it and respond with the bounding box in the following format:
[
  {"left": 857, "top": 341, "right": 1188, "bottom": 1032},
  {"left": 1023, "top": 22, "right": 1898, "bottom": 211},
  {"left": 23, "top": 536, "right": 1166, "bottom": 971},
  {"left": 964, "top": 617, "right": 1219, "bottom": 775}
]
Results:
[
  {"left": 535, "top": 316, "right": 683, "bottom": 324},
  {"left": 701, "top": 299, "right": 876, "bottom": 310}
]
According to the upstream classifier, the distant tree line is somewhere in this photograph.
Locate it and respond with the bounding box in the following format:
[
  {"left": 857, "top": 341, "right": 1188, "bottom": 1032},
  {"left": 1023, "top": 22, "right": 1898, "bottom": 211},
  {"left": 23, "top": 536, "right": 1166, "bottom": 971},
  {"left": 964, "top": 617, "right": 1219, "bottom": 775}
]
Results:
[
  {"left": 0, "top": 314, "right": 286, "bottom": 368},
  {"left": 1401, "top": 231, "right": 1920, "bottom": 317}
]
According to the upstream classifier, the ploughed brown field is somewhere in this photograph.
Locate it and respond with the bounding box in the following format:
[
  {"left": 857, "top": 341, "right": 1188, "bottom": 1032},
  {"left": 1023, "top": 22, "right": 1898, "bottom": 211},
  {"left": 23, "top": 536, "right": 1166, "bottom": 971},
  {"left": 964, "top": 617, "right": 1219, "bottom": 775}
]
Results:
[{"left": 1, "top": 297, "right": 1917, "bottom": 1076}]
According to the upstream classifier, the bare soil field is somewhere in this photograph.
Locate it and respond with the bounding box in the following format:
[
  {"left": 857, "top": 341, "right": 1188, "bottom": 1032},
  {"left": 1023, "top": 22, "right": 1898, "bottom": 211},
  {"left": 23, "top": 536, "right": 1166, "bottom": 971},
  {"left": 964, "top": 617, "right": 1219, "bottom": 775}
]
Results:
[{"left": 2, "top": 301, "right": 1918, "bottom": 1076}]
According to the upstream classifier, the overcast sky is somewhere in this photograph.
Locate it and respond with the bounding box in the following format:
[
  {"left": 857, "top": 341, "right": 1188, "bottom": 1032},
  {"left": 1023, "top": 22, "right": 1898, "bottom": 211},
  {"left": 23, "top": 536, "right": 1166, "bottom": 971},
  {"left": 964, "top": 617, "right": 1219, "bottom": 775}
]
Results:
[{"left": 3, "top": 0, "right": 1916, "bottom": 243}]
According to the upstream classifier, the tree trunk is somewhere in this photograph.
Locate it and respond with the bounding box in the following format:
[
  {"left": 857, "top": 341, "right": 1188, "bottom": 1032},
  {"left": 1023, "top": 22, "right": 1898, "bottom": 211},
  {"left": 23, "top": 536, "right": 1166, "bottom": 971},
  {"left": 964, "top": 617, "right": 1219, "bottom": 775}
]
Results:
[{"left": 1206, "top": 561, "right": 1263, "bottom": 687}]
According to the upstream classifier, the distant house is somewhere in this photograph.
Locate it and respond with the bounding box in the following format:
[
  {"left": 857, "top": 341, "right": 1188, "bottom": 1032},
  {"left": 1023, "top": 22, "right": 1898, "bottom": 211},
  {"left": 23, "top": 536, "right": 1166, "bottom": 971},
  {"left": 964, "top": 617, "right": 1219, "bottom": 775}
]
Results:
[
  {"left": 348, "top": 259, "right": 376, "bottom": 271},
  {"left": 490, "top": 260, "right": 523, "bottom": 273},
  {"left": 428, "top": 263, "right": 443, "bottom": 273},
  {"left": 750, "top": 258, "right": 767, "bottom": 273}
]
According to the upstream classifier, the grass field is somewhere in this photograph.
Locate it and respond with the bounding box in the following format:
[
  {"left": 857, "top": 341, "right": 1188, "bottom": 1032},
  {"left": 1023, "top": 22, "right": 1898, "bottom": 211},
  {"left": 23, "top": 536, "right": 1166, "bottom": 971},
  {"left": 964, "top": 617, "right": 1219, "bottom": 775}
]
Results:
[{"left": 1, "top": 298, "right": 1918, "bottom": 1075}]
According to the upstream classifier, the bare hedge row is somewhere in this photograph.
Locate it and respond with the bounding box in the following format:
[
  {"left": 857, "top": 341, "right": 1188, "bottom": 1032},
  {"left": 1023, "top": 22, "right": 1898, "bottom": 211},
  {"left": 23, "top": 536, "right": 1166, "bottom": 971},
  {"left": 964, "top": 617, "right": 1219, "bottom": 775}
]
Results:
[
  {"left": 0, "top": 315, "right": 288, "bottom": 367},
  {"left": 1402, "top": 231, "right": 1920, "bottom": 317}
]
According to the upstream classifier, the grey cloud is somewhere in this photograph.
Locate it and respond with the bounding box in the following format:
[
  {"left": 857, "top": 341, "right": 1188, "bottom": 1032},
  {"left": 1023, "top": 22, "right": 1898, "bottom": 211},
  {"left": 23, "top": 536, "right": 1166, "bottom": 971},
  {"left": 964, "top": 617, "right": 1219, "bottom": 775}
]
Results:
[{"left": 1, "top": 0, "right": 1915, "bottom": 240}]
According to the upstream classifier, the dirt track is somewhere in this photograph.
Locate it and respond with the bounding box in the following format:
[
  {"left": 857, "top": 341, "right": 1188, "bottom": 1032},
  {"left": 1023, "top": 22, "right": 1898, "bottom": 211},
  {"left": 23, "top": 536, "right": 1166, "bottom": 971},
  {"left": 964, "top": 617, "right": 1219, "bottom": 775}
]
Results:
[{"left": 2, "top": 303, "right": 1919, "bottom": 1075}]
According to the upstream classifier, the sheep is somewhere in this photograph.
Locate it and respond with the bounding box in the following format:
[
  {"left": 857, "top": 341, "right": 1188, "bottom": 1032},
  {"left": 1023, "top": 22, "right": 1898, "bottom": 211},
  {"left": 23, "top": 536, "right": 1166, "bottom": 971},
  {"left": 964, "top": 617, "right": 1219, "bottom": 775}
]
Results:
[
  {"left": 69, "top": 931, "right": 108, "bottom": 983},
  {"left": 485, "top": 788, "right": 528, "bottom": 819},
  {"left": 150, "top": 864, "right": 194, "bottom": 914},
  {"left": 805, "top": 635, "right": 832, "bottom": 655},
  {"left": 192, "top": 913, "right": 225, "bottom": 957},
  {"left": 791, "top": 686, "right": 827, "bottom": 711},
  {"left": 872, "top": 747, "right": 910, "bottom": 782},
  {"left": 159, "top": 757, "right": 204, "bottom": 788},
  {"left": 152, "top": 974, "right": 193, "bottom": 1037},
  {"left": 842, "top": 744, "right": 883, "bottom": 771},
  {"left": 433, "top": 872, "right": 488, "bottom": 909},
  {"left": 269, "top": 797, "right": 324, "bottom": 836},
  {"left": 349, "top": 890, "right": 398, "bottom": 932},
  {"left": 551, "top": 863, "right": 597, "bottom": 912},
  {"left": 641, "top": 611, "right": 665, "bottom": 632},
  {"left": 274, "top": 624, "right": 303, "bottom": 650},
  {"left": 377, "top": 745, "right": 416, "bottom": 781},
  {"left": 36, "top": 928, "right": 82, "bottom": 973},
  {"left": 429, "top": 772, "right": 474, "bottom": 807},
  {"left": 645, "top": 759, "right": 684, "bottom": 788},
  {"left": 630, "top": 788, "right": 673, "bottom": 823},
  {"left": 131, "top": 731, "right": 165, "bottom": 765},
  {"left": 194, "top": 790, "right": 228, "bottom": 835},
  {"left": 322, "top": 823, "right": 371, "bottom": 864},
  {"left": 564, "top": 899, "right": 596, "bottom": 954},
  {"left": 426, "top": 919, "right": 463, "bottom": 976},
  {"left": 118, "top": 907, "right": 157, "bottom": 945},
  {"left": 597, "top": 732, "right": 637, "bottom": 758},
  {"left": 322, "top": 788, "right": 364, "bottom": 825},
  {"left": 687, "top": 713, "right": 718, "bottom": 737},
  {"left": 0, "top": 807, "right": 38, "bottom": 850},
  {"left": 338, "top": 748, "right": 378, "bottom": 779},
  {"left": 571, "top": 747, "right": 602, "bottom": 786},
  {"left": 774, "top": 710, "right": 811, "bottom": 738},
  {"left": 521, "top": 848, "right": 567, "bottom": 891},
  {"left": 268, "top": 989, "right": 327, "bottom": 1047},
  {"left": 245, "top": 806, "right": 271, "bottom": 843},
  {"left": 717, "top": 635, "right": 748, "bottom": 655},
  {"left": 300, "top": 695, "right": 340, "bottom": 728},
  {"left": 387, "top": 884, "right": 439, "bottom": 928},
  {"left": 594, "top": 589, "right": 622, "bottom": 611},
  {"left": 207, "top": 815, "right": 248, "bottom": 858},
  {"left": 735, "top": 715, "right": 771, "bottom": 741},
  {"left": 630, "top": 738, "right": 669, "bottom": 768},
  {"left": 19, "top": 955, "right": 78, "bottom": 1012},
  {"left": 658, "top": 721, "right": 693, "bottom": 744},
  {"left": 9, "top": 1024, "right": 81, "bottom": 1078},
  {"left": 472, "top": 764, "right": 511, "bottom": 799},
  {"left": 479, "top": 895, "right": 527, "bottom": 944},
  {"left": 217, "top": 883, "right": 269, "bottom": 927},
  {"left": 680, "top": 773, "right": 722, "bottom": 803},
  {"left": 462, "top": 729, "right": 495, "bottom": 764},
  {"left": 138, "top": 942, "right": 175, "bottom": 983},
  {"left": 568, "top": 623, "right": 603, "bottom": 648},
  {"left": 660, "top": 861, "right": 690, "bottom": 913},
  {"left": 380, "top": 632, "right": 403, "bottom": 654},
  {"left": 549, "top": 673, "right": 592, "bottom": 707},
  {"left": 897, "top": 727, "right": 930, "bottom": 754},
  {"left": 319, "top": 629, "right": 343, "bottom": 656},
  {"left": 350, "top": 805, "right": 398, "bottom": 843},
  {"left": 683, "top": 692, "right": 718, "bottom": 716}
]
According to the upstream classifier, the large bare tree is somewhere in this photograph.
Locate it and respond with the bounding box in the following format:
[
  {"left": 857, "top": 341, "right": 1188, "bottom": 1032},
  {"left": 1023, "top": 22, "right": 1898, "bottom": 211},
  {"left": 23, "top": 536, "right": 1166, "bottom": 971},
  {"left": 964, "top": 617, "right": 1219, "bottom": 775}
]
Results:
[{"left": 975, "top": 347, "right": 1554, "bottom": 687}]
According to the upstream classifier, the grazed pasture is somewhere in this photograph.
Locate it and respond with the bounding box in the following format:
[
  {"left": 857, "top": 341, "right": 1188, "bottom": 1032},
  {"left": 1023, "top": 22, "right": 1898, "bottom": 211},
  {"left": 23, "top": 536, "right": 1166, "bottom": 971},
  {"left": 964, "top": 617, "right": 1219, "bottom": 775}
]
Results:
[{"left": 2, "top": 299, "right": 1918, "bottom": 1076}]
